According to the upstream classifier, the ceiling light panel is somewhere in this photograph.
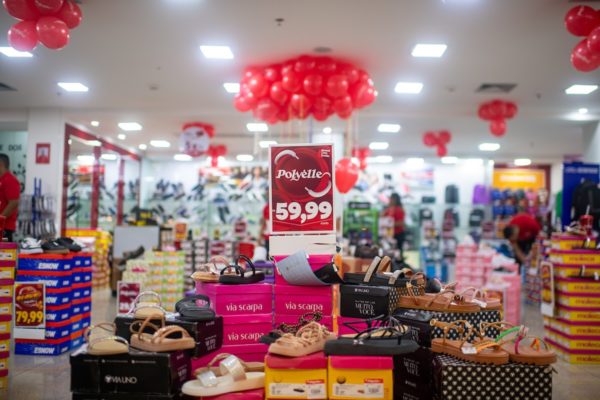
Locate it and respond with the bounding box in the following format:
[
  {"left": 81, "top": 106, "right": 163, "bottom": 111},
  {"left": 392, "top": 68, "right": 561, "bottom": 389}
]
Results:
[
  {"left": 395, "top": 82, "right": 423, "bottom": 94},
  {"left": 565, "top": 85, "right": 598, "bottom": 95},
  {"left": 259, "top": 140, "right": 277, "bottom": 148},
  {"left": 478, "top": 143, "right": 500, "bottom": 152},
  {"left": 174, "top": 153, "right": 192, "bottom": 161},
  {"left": 0, "top": 47, "right": 33, "bottom": 57},
  {"left": 236, "top": 154, "right": 254, "bottom": 162},
  {"left": 118, "top": 122, "right": 142, "bottom": 131},
  {"left": 369, "top": 142, "right": 390, "bottom": 150},
  {"left": 247, "top": 123, "right": 268, "bottom": 132},
  {"left": 57, "top": 82, "right": 89, "bottom": 92},
  {"left": 377, "top": 123, "right": 401, "bottom": 133},
  {"left": 411, "top": 44, "right": 447, "bottom": 58},
  {"left": 200, "top": 45, "right": 234, "bottom": 59},
  {"left": 150, "top": 140, "right": 171, "bottom": 148},
  {"left": 223, "top": 82, "right": 240, "bottom": 93}
]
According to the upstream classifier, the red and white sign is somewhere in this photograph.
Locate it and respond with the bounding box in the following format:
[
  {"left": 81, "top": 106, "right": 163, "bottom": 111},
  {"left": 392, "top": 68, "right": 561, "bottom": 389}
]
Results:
[
  {"left": 117, "top": 282, "right": 141, "bottom": 314},
  {"left": 35, "top": 143, "right": 50, "bottom": 164},
  {"left": 269, "top": 144, "right": 335, "bottom": 234},
  {"left": 14, "top": 282, "right": 46, "bottom": 340}
]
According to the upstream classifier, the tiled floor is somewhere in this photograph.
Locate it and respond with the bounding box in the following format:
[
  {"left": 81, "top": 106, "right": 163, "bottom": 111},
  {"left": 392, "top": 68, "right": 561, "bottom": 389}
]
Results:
[{"left": 1, "top": 289, "right": 600, "bottom": 399}]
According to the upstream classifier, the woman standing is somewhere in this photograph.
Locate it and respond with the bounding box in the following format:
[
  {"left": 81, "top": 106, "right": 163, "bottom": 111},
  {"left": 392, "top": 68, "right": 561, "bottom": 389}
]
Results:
[{"left": 385, "top": 193, "right": 406, "bottom": 260}]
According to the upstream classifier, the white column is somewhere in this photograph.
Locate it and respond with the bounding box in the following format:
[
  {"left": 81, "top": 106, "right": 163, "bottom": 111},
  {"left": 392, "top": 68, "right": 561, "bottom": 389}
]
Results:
[{"left": 583, "top": 122, "right": 600, "bottom": 163}]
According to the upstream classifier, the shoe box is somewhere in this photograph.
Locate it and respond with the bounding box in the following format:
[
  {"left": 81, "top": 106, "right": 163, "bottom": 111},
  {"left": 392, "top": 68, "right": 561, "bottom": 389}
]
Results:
[
  {"left": 265, "top": 352, "right": 328, "bottom": 400},
  {"left": 198, "top": 388, "right": 265, "bottom": 400},
  {"left": 114, "top": 314, "right": 223, "bottom": 358},
  {"left": 432, "top": 354, "right": 552, "bottom": 400},
  {"left": 394, "top": 347, "right": 434, "bottom": 400},
  {"left": 190, "top": 343, "right": 269, "bottom": 376},
  {"left": 274, "top": 284, "right": 333, "bottom": 316},
  {"left": 72, "top": 394, "right": 183, "bottom": 400},
  {"left": 196, "top": 282, "right": 273, "bottom": 316},
  {"left": 15, "top": 336, "right": 71, "bottom": 355},
  {"left": 339, "top": 284, "right": 399, "bottom": 319},
  {"left": 222, "top": 314, "right": 272, "bottom": 346},
  {"left": 327, "top": 355, "right": 394, "bottom": 400},
  {"left": 70, "top": 347, "right": 190, "bottom": 395}
]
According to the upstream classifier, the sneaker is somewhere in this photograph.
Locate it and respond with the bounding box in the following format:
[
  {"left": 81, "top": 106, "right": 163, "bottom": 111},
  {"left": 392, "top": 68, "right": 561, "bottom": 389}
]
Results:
[
  {"left": 42, "top": 240, "right": 69, "bottom": 255},
  {"left": 55, "top": 237, "right": 83, "bottom": 252},
  {"left": 20, "top": 238, "right": 43, "bottom": 254}
]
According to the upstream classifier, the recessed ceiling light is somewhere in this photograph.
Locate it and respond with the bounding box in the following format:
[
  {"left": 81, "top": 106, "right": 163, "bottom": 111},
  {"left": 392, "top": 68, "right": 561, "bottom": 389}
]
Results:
[
  {"left": 578, "top": 108, "right": 589, "bottom": 114},
  {"left": 377, "top": 123, "right": 401, "bottom": 133},
  {"left": 223, "top": 82, "right": 240, "bottom": 93},
  {"left": 84, "top": 140, "right": 102, "bottom": 147},
  {"left": 565, "top": 84, "right": 598, "bottom": 95},
  {"left": 246, "top": 123, "right": 268, "bottom": 132},
  {"left": 465, "top": 158, "right": 483, "bottom": 166},
  {"left": 174, "top": 153, "right": 192, "bottom": 161},
  {"left": 90, "top": 120, "right": 100, "bottom": 127},
  {"left": 367, "top": 155, "right": 394, "bottom": 164},
  {"left": 77, "top": 155, "right": 95, "bottom": 164},
  {"left": 138, "top": 144, "right": 148, "bottom": 150},
  {"left": 441, "top": 156, "right": 459, "bottom": 164},
  {"left": 323, "top": 127, "right": 332, "bottom": 134},
  {"left": 259, "top": 140, "right": 277, "bottom": 148},
  {"left": 394, "top": 82, "right": 423, "bottom": 94},
  {"left": 236, "top": 154, "right": 254, "bottom": 162},
  {"left": 514, "top": 158, "right": 532, "bottom": 166},
  {"left": 101, "top": 154, "right": 117, "bottom": 161},
  {"left": 150, "top": 140, "right": 171, "bottom": 148},
  {"left": 58, "top": 82, "right": 89, "bottom": 92},
  {"left": 406, "top": 157, "right": 425, "bottom": 167},
  {"left": 118, "top": 122, "right": 142, "bottom": 131},
  {"left": 411, "top": 44, "right": 447, "bottom": 58},
  {"left": 369, "top": 142, "right": 390, "bottom": 150},
  {"left": 200, "top": 45, "right": 234, "bottom": 59},
  {"left": 0, "top": 47, "right": 33, "bottom": 58},
  {"left": 479, "top": 143, "right": 500, "bottom": 152},
  {"left": 117, "top": 134, "right": 126, "bottom": 140}
]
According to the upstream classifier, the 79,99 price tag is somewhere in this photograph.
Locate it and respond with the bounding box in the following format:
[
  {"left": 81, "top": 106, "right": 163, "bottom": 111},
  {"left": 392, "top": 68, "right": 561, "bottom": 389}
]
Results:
[
  {"left": 269, "top": 144, "right": 335, "bottom": 234},
  {"left": 14, "top": 283, "right": 46, "bottom": 329}
]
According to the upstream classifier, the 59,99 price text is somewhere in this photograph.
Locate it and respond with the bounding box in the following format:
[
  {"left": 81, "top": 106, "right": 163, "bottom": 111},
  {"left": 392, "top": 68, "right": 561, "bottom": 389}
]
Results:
[{"left": 275, "top": 201, "right": 332, "bottom": 223}]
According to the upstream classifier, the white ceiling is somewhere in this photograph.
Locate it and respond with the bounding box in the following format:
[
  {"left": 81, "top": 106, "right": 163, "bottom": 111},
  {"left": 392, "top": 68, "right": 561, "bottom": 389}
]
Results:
[{"left": 0, "top": 0, "right": 599, "bottom": 162}]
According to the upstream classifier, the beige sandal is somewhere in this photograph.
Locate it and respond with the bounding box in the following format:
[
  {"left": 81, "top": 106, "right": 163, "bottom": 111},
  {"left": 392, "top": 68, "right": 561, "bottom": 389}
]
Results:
[
  {"left": 481, "top": 322, "right": 557, "bottom": 365},
  {"left": 191, "top": 256, "right": 231, "bottom": 283},
  {"left": 398, "top": 287, "right": 481, "bottom": 313},
  {"left": 456, "top": 287, "right": 502, "bottom": 311},
  {"left": 193, "top": 353, "right": 264, "bottom": 377},
  {"left": 430, "top": 319, "right": 509, "bottom": 365},
  {"left": 130, "top": 314, "right": 195, "bottom": 352},
  {"left": 128, "top": 291, "right": 166, "bottom": 319},
  {"left": 84, "top": 322, "right": 129, "bottom": 356},
  {"left": 268, "top": 322, "right": 336, "bottom": 357}
]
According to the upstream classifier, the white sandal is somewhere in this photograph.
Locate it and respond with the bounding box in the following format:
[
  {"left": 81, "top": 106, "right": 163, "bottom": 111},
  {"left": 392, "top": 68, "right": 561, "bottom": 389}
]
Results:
[
  {"left": 84, "top": 322, "right": 129, "bottom": 356},
  {"left": 128, "top": 291, "right": 166, "bottom": 318},
  {"left": 268, "top": 321, "right": 336, "bottom": 357}
]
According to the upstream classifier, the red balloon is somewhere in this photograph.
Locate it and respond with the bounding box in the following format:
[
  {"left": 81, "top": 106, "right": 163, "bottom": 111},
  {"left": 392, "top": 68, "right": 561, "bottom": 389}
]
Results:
[
  {"left": 55, "top": 0, "right": 82, "bottom": 29},
  {"left": 254, "top": 98, "right": 279, "bottom": 121},
  {"left": 3, "top": 0, "right": 39, "bottom": 20},
  {"left": 313, "top": 96, "right": 332, "bottom": 113},
  {"left": 332, "top": 95, "right": 352, "bottom": 114},
  {"left": 8, "top": 20, "right": 38, "bottom": 52},
  {"left": 277, "top": 108, "right": 290, "bottom": 122},
  {"left": 336, "top": 108, "right": 353, "bottom": 119},
  {"left": 340, "top": 64, "right": 360, "bottom": 85},
  {"left": 303, "top": 74, "right": 324, "bottom": 96},
  {"left": 233, "top": 94, "right": 252, "bottom": 112},
  {"left": 326, "top": 74, "right": 349, "bottom": 98},
  {"left": 505, "top": 102, "right": 518, "bottom": 119},
  {"left": 264, "top": 65, "right": 281, "bottom": 82},
  {"left": 565, "top": 6, "right": 600, "bottom": 37},
  {"left": 438, "top": 131, "right": 452, "bottom": 144},
  {"left": 490, "top": 119, "right": 506, "bottom": 137},
  {"left": 281, "top": 63, "right": 294, "bottom": 77},
  {"left": 571, "top": 38, "right": 600, "bottom": 72},
  {"left": 315, "top": 57, "right": 337, "bottom": 74},
  {"left": 290, "top": 94, "right": 312, "bottom": 113},
  {"left": 489, "top": 100, "right": 506, "bottom": 119},
  {"left": 423, "top": 132, "right": 437, "bottom": 147},
  {"left": 335, "top": 158, "right": 359, "bottom": 194},
  {"left": 294, "top": 55, "right": 316, "bottom": 73},
  {"left": 243, "top": 67, "right": 261, "bottom": 82},
  {"left": 359, "top": 158, "right": 368, "bottom": 171},
  {"left": 36, "top": 16, "right": 69, "bottom": 50},
  {"left": 436, "top": 146, "right": 448, "bottom": 158},
  {"left": 269, "top": 82, "right": 289, "bottom": 106},
  {"left": 478, "top": 104, "right": 492, "bottom": 120},
  {"left": 34, "top": 0, "right": 63, "bottom": 15},
  {"left": 243, "top": 91, "right": 258, "bottom": 107},
  {"left": 312, "top": 110, "right": 329, "bottom": 121},
  {"left": 588, "top": 26, "right": 600, "bottom": 56},
  {"left": 248, "top": 74, "right": 268, "bottom": 97},
  {"left": 282, "top": 70, "right": 301, "bottom": 92}
]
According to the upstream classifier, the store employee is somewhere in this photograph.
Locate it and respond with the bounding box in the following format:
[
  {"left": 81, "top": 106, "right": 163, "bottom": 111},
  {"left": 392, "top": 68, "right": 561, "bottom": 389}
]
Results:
[{"left": 0, "top": 154, "right": 20, "bottom": 242}]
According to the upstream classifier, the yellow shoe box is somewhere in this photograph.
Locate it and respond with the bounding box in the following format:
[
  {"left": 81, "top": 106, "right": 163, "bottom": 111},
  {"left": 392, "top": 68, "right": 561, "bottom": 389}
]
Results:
[
  {"left": 0, "top": 266, "right": 14, "bottom": 280},
  {"left": 556, "top": 291, "right": 600, "bottom": 308},
  {"left": 546, "top": 337, "right": 600, "bottom": 364},
  {"left": 545, "top": 326, "right": 600, "bottom": 351},
  {"left": 550, "top": 249, "right": 600, "bottom": 265},
  {"left": 328, "top": 356, "right": 393, "bottom": 399},
  {"left": 557, "top": 306, "right": 600, "bottom": 322},
  {"left": 551, "top": 234, "right": 596, "bottom": 250},
  {"left": 265, "top": 352, "right": 328, "bottom": 399},
  {"left": 544, "top": 317, "right": 600, "bottom": 336},
  {"left": 0, "top": 320, "right": 10, "bottom": 335},
  {"left": 553, "top": 263, "right": 600, "bottom": 278},
  {"left": 555, "top": 277, "right": 600, "bottom": 294},
  {"left": 0, "top": 284, "right": 12, "bottom": 298}
]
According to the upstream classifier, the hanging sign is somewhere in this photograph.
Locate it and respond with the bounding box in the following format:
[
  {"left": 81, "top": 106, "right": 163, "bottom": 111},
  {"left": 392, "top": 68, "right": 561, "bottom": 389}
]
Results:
[
  {"left": 13, "top": 282, "right": 46, "bottom": 340},
  {"left": 269, "top": 144, "right": 335, "bottom": 234}
]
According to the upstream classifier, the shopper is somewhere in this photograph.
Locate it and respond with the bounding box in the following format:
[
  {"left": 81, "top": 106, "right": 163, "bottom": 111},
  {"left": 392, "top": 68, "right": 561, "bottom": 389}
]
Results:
[
  {"left": 385, "top": 193, "right": 406, "bottom": 260},
  {"left": 0, "top": 154, "right": 20, "bottom": 242},
  {"left": 260, "top": 201, "right": 270, "bottom": 257},
  {"left": 502, "top": 212, "right": 541, "bottom": 268}
]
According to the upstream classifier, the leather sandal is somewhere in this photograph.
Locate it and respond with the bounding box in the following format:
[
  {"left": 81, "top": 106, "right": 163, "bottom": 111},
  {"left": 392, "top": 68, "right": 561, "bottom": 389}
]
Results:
[
  {"left": 397, "top": 285, "right": 481, "bottom": 313},
  {"left": 268, "top": 322, "right": 335, "bottom": 357},
  {"left": 481, "top": 322, "right": 557, "bottom": 365},
  {"left": 84, "top": 322, "right": 129, "bottom": 356},
  {"left": 455, "top": 287, "right": 502, "bottom": 311},
  {"left": 128, "top": 291, "right": 166, "bottom": 318},
  {"left": 130, "top": 314, "right": 195, "bottom": 352}
]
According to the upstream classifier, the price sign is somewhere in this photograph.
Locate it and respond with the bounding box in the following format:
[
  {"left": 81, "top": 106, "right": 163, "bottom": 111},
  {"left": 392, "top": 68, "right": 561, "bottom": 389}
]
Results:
[
  {"left": 269, "top": 144, "right": 335, "bottom": 234},
  {"left": 117, "top": 282, "right": 141, "bottom": 314},
  {"left": 14, "top": 283, "right": 46, "bottom": 339}
]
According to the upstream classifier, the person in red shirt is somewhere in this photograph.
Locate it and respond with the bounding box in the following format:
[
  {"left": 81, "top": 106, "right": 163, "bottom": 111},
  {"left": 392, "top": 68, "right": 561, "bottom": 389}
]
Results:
[
  {"left": 384, "top": 193, "right": 406, "bottom": 259},
  {"left": 0, "top": 154, "right": 20, "bottom": 242},
  {"left": 503, "top": 212, "right": 541, "bottom": 266}
]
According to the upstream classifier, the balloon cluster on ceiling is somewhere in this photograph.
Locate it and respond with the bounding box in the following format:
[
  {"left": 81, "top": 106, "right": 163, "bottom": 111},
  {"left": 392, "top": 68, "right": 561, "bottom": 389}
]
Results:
[
  {"left": 477, "top": 100, "right": 518, "bottom": 137},
  {"left": 234, "top": 55, "right": 377, "bottom": 123},
  {"left": 565, "top": 5, "right": 600, "bottom": 72},
  {"left": 206, "top": 145, "right": 227, "bottom": 168},
  {"left": 351, "top": 147, "right": 371, "bottom": 170},
  {"left": 423, "top": 130, "right": 452, "bottom": 157},
  {"left": 4, "top": 0, "right": 82, "bottom": 51}
]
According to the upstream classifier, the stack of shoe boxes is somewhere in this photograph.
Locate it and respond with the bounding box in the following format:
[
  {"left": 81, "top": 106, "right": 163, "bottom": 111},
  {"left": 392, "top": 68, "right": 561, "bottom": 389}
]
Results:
[
  {"left": 145, "top": 251, "right": 186, "bottom": 311},
  {"left": 66, "top": 228, "right": 112, "bottom": 288},
  {"left": 70, "top": 252, "right": 93, "bottom": 349},
  {"left": 0, "top": 243, "right": 16, "bottom": 389},
  {"left": 181, "top": 240, "right": 195, "bottom": 293}
]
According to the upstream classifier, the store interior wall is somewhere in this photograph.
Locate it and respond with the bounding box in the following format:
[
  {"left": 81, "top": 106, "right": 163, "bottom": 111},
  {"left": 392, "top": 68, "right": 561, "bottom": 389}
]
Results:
[{"left": 583, "top": 121, "right": 600, "bottom": 164}]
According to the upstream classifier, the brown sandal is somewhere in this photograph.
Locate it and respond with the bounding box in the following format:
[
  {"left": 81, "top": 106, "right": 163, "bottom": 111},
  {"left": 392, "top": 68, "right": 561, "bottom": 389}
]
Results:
[
  {"left": 481, "top": 322, "right": 557, "bottom": 365},
  {"left": 129, "top": 314, "right": 195, "bottom": 352},
  {"left": 430, "top": 319, "right": 509, "bottom": 365},
  {"left": 398, "top": 286, "right": 481, "bottom": 313}
]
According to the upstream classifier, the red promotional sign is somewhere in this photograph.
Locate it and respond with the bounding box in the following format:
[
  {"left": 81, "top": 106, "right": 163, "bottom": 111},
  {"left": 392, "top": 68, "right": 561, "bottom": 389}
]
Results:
[
  {"left": 117, "top": 282, "right": 141, "bottom": 314},
  {"left": 14, "top": 283, "right": 45, "bottom": 328},
  {"left": 35, "top": 143, "right": 50, "bottom": 164},
  {"left": 269, "top": 144, "right": 335, "bottom": 234}
]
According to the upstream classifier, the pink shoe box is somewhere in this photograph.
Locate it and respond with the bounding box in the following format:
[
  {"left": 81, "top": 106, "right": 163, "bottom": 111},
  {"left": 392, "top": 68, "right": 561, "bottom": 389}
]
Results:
[
  {"left": 198, "top": 388, "right": 265, "bottom": 400},
  {"left": 196, "top": 282, "right": 273, "bottom": 315},
  {"left": 223, "top": 314, "right": 273, "bottom": 345},
  {"left": 274, "top": 314, "right": 334, "bottom": 332},
  {"left": 190, "top": 343, "right": 268, "bottom": 376},
  {"left": 273, "top": 254, "right": 333, "bottom": 286},
  {"left": 274, "top": 285, "right": 333, "bottom": 316}
]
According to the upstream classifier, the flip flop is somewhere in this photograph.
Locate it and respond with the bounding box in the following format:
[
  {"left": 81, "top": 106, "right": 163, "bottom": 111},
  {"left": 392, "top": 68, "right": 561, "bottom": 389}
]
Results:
[
  {"left": 128, "top": 291, "right": 166, "bottom": 318},
  {"left": 219, "top": 255, "right": 265, "bottom": 284},
  {"left": 339, "top": 315, "right": 405, "bottom": 338},
  {"left": 84, "top": 322, "right": 129, "bottom": 356},
  {"left": 324, "top": 326, "right": 420, "bottom": 356},
  {"left": 182, "top": 354, "right": 265, "bottom": 397},
  {"left": 481, "top": 322, "right": 557, "bottom": 365},
  {"left": 175, "top": 294, "right": 216, "bottom": 322},
  {"left": 397, "top": 287, "right": 481, "bottom": 313},
  {"left": 129, "top": 314, "right": 195, "bottom": 352},
  {"left": 430, "top": 319, "right": 509, "bottom": 365},
  {"left": 268, "top": 322, "right": 335, "bottom": 357}
]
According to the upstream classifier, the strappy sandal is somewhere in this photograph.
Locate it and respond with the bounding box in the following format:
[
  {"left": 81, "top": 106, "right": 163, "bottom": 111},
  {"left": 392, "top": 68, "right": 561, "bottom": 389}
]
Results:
[
  {"left": 430, "top": 319, "right": 509, "bottom": 365},
  {"left": 129, "top": 314, "right": 195, "bottom": 352},
  {"left": 182, "top": 353, "right": 265, "bottom": 397},
  {"left": 191, "top": 256, "right": 230, "bottom": 283},
  {"left": 192, "top": 353, "right": 264, "bottom": 377},
  {"left": 481, "top": 322, "right": 557, "bottom": 365},
  {"left": 454, "top": 287, "right": 502, "bottom": 311},
  {"left": 218, "top": 255, "right": 265, "bottom": 284},
  {"left": 397, "top": 285, "right": 481, "bottom": 313},
  {"left": 175, "top": 294, "right": 216, "bottom": 322},
  {"left": 128, "top": 291, "right": 166, "bottom": 319},
  {"left": 340, "top": 315, "right": 406, "bottom": 338},
  {"left": 324, "top": 325, "right": 419, "bottom": 356},
  {"left": 84, "top": 323, "right": 129, "bottom": 356},
  {"left": 259, "top": 312, "right": 323, "bottom": 345},
  {"left": 268, "top": 322, "right": 335, "bottom": 357}
]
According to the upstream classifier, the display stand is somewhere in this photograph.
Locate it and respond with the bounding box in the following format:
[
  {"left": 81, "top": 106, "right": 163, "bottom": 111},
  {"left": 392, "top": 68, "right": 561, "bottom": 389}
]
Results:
[{"left": 0, "top": 243, "right": 16, "bottom": 389}]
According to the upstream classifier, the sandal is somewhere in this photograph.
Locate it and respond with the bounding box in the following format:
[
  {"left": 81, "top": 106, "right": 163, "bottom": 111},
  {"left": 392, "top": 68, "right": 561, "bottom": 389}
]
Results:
[
  {"left": 340, "top": 315, "right": 406, "bottom": 338},
  {"left": 191, "top": 256, "right": 230, "bottom": 283},
  {"left": 84, "top": 323, "right": 129, "bottom": 356},
  {"left": 129, "top": 314, "right": 195, "bottom": 352},
  {"left": 397, "top": 283, "right": 481, "bottom": 313},
  {"left": 192, "top": 353, "right": 264, "bottom": 376},
  {"left": 219, "top": 255, "right": 265, "bottom": 284},
  {"left": 344, "top": 257, "right": 426, "bottom": 295},
  {"left": 128, "top": 291, "right": 166, "bottom": 319},
  {"left": 481, "top": 322, "right": 557, "bottom": 365},
  {"left": 455, "top": 287, "right": 502, "bottom": 311},
  {"left": 175, "top": 294, "right": 216, "bottom": 322},
  {"left": 182, "top": 354, "right": 265, "bottom": 397},
  {"left": 268, "top": 322, "right": 335, "bottom": 357},
  {"left": 430, "top": 319, "right": 509, "bottom": 365},
  {"left": 324, "top": 326, "right": 419, "bottom": 356},
  {"left": 259, "top": 312, "right": 323, "bottom": 345}
]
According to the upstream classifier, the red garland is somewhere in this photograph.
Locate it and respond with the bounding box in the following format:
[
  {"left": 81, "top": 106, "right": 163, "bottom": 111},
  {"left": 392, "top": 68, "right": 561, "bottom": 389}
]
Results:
[{"left": 422, "top": 130, "right": 452, "bottom": 157}]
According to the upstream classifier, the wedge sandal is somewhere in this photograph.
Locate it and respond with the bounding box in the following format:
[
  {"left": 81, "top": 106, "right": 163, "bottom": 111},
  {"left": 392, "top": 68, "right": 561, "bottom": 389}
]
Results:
[
  {"left": 268, "top": 322, "right": 335, "bottom": 357},
  {"left": 130, "top": 314, "right": 195, "bottom": 352},
  {"left": 325, "top": 325, "right": 419, "bottom": 356},
  {"left": 219, "top": 255, "right": 265, "bottom": 284},
  {"left": 430, "top": 319, "right": 509, "bottom": 365},
  {"left": 128, "top": 291, "right": 166, "bottom": 319},
  {"left": 481, "top": 322, "right": 557, "bottom": 365},
  {"left": 397, "top": 287, "right": 481, "bottom": 313},
  {"left": 84, "top": 322, "right": 129, "bottom": 356}
]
